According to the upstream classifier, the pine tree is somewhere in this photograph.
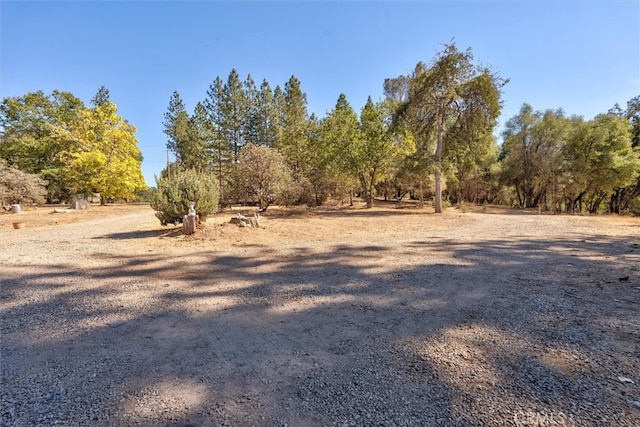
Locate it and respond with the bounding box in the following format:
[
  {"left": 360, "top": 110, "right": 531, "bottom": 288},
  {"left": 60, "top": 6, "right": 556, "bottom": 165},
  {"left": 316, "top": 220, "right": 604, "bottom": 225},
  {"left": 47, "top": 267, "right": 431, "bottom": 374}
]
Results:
[
  {"left": 322, "top": 93, "right": 361, "bottom": 204},
  {"left": 278, "top": 76, "right": 309, "bottom": 176},
  {"left": 205, "top": 76, "right": 233, "bottom": 204},
  {"left": 219, "top": 69, "right": 250, "bottom": 162}
]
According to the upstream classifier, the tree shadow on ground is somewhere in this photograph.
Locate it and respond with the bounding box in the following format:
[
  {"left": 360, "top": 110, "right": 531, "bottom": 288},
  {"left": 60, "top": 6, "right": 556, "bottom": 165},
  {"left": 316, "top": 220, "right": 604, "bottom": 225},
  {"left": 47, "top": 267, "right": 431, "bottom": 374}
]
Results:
[
  {"left": 96, "top": 228, "right": 182, "bottom": 240},
  {"left": 1, "top": 231, "right": 639, "bottom": 426}
]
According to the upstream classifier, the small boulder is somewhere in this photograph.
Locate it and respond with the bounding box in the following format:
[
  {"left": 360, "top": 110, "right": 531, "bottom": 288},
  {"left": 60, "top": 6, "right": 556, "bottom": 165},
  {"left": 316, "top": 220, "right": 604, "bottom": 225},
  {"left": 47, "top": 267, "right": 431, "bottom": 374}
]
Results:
[{"left": 70, "top": 199, "right": 91, "bottom": 210}]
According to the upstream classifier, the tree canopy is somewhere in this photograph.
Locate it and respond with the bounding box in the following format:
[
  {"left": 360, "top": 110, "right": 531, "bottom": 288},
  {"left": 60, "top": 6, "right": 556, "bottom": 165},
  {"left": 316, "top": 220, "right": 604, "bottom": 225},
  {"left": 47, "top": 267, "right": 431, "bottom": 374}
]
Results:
[
  {"left": 0, "top": 88, "right": 147, "bottom": 203},
  {"left": 161, "top": 61, "right": 637, "bottom": 214},
  {"left": 391, "top": 43, "right": 506, "bottom": 213},
  {"left": 5, "top": 44, "right": 634, "bottom": 215}
]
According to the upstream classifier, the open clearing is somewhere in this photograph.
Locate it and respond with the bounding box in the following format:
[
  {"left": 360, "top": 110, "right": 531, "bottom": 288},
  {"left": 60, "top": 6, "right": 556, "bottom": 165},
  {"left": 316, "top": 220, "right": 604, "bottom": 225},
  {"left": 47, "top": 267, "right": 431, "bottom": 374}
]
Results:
[{"left": 1, "top": 203, "right": 639, "bottom": 426}]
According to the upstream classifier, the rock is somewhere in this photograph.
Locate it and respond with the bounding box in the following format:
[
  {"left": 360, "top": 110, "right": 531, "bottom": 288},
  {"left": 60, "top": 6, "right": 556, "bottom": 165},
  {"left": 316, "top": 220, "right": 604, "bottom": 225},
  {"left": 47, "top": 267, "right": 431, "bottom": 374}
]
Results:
[
  {"left": 108, "top": 320, "right": 125, "bottom": 328},
  {"left": 230, "top": 213, "right": 261, "bottom": 228},
  {"left": 70, "top": 199, "right": 91, "bottom": 210}
]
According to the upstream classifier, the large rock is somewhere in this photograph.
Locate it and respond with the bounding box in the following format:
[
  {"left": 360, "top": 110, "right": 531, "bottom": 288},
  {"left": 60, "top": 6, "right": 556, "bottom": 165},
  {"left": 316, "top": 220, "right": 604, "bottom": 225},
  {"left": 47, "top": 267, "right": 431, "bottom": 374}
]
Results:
[{"left": 70, "top": 199, "right": 91, "bottom": 210}]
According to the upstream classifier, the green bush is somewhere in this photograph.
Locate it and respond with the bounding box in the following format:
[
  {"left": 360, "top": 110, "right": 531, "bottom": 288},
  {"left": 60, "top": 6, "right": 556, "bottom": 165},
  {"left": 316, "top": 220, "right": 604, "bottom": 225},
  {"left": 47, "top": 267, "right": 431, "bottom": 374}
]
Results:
[{"left": 149, "top": 169, "right": 219, "bottom": 225}]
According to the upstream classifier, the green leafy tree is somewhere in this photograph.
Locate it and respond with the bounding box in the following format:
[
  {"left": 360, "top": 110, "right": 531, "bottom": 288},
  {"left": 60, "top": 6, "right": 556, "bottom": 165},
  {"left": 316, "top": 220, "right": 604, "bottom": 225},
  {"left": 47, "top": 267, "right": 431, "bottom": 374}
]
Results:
[
  {"left": 395, "top": 43, "right": 505, "bottom": 212},
  {"left": 562, "top": 113, "right": 639, "bottom": 213},
  {"left": 609, "top": 96, "right": 640, "bottom": 213},
  {"left": 150, "top": 167, "right": 219, "bottom": 225},
  {"left": 383, "top": 79, "right": 427, "bottom": 203},
  {"left": 501, "top": 102, "right": 639, "bottom": 214},
  {"left": 1, "top": 88, "right": 145, "bottom": 203},
  {"left": 500, "top": 104, "right": 569, "bottom": 209},
  {"left": 356, "top": 97, "right": 398, "bottom": 207},
  {"left": 627, "top": 96, "right": 640, "bottom": 148},
  {"left": 0, "top": 90, "right": 85, "bottom": 202},
  {"left": 448, "top": 143, "right": 501, "bottom": 205}
]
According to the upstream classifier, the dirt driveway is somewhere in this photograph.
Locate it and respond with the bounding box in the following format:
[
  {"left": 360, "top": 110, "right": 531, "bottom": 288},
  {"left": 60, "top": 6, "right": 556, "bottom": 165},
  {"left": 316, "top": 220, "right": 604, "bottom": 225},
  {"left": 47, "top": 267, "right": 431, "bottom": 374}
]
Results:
[{"left": 1, "top": 204, "right": 639, "bottom": 426}]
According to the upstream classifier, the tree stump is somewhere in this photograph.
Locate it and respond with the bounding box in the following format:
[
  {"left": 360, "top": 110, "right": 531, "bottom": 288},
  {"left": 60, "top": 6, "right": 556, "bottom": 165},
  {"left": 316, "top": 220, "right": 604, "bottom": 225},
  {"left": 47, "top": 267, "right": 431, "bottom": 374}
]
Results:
[
  {"left": 70, "top": 199, "right": 91, "bottom": 210},
  {"left": 182, "top": 214, "right": 198, "bottom": 235}
]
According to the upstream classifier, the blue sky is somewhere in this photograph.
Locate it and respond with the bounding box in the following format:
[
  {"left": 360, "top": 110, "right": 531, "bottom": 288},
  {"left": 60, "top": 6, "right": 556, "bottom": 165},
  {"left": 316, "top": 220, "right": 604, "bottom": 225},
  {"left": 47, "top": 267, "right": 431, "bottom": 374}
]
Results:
[{"left": 2, "top": 1, "right": 639, "bottom": 186}]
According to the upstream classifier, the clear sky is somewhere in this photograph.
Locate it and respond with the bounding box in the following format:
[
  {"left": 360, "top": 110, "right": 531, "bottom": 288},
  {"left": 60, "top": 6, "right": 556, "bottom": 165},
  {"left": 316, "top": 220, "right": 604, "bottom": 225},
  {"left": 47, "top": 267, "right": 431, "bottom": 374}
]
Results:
[{"left": 2, "top": 1, "right": 639, "bottom": 186}]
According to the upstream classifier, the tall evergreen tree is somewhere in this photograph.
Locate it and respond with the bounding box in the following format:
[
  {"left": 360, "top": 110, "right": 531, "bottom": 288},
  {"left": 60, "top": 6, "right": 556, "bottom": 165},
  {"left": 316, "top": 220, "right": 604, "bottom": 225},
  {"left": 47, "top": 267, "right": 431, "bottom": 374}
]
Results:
[
  {"left": 322, "top": 93, "right": 361, "bottom": 204},
  {"left": 305, "top": 113, "right": 335, "bottom": 206},
  {"left": 247, "top": 79, "right": 280, "bottom": 147},
  {"left": 189, "top": 101, "right": 214, "bottom": 171},
  {"left": 243, "top": 74, "right": 260, "bottom": 146},
  {"left": 205, "top": 76, "right": 233, "bottom": 203},
  {"left": 91, "top": 86, "right": 111, "bottom": 107},
  {"left": 163, "top": 91, "right": 198, "bottom": 169},
  {"left": 278, "top": 76, "right": 309, "bottom": 175},
  {"left": 219, "top": 69, "right": 250, "bottom": 162}
]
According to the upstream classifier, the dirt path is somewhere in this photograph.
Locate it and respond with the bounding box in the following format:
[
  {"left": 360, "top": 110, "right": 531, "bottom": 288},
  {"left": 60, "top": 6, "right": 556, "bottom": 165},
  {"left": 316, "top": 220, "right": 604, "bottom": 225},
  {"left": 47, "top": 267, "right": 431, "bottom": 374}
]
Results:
[{"left": 1, "top": 205, "right": 639, "bottom": 426}]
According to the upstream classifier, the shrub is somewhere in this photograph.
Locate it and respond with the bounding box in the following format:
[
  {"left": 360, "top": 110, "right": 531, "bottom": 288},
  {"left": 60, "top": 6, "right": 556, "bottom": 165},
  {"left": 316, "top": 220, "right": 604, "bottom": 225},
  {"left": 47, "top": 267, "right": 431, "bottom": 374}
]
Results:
[
  {"left": 149, "top": 168, "right": 219, "bottom": 225},
  {"left": 0, "top": 160, "right": 48, "bottom": 206},
  {"left": 231, "top": 144, "right": 295, "bottom": 211}
]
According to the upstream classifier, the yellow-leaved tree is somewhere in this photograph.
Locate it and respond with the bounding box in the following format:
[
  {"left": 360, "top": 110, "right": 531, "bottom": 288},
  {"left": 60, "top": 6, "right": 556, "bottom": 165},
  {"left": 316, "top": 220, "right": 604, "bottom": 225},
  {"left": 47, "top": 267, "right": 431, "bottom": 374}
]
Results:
[{"left": 63, "top": 100, "right": 146, "bottom": 203}]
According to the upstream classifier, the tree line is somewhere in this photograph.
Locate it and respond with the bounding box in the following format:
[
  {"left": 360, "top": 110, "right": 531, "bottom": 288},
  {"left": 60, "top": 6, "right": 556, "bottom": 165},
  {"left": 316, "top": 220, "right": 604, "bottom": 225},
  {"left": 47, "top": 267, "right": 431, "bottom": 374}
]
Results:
[
  {"left": 163, "top": 43, "right": 640, "bottom": 214},
  {"left": 1, "top": 43, "right": 638, "bottom": 214},
  {"left": 0, "top": 87, "right": 146, "bottom": 205}
]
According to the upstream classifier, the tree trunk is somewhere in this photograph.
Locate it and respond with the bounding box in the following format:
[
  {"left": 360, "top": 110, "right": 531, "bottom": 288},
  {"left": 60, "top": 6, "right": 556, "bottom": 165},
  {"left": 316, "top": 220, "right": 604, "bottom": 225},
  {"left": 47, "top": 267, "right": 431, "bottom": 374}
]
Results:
[
  {"left": 434, "top": 169, "right": 442, "bottom": 212},
  {"left": 434, "top": 111, "right": 445, "bottom": 213}
]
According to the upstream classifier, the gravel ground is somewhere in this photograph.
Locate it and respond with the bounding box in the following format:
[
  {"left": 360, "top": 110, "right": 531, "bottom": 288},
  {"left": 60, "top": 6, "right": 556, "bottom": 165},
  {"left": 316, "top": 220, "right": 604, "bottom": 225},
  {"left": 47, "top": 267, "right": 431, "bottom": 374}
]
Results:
[{"left": 1, "top": 205, "right": 639, "bottom": 426}]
